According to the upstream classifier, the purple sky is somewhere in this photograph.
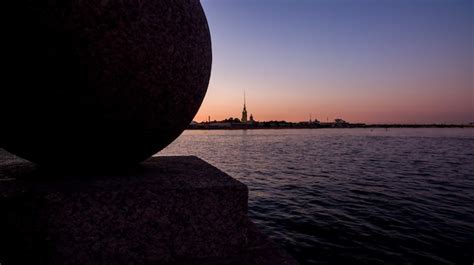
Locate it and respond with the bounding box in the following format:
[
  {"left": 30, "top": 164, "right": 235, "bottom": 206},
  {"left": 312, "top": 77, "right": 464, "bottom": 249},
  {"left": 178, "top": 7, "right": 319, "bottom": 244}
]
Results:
[{"left": 195, "top": 0, "right": 473, "bottom": 123}]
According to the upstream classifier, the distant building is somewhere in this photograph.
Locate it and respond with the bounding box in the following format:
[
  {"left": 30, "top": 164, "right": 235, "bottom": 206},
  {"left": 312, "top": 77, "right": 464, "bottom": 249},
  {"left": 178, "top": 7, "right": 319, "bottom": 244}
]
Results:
[
  {"left": 334, "top": 118, "right": 349, "bottom": 127},
  {"left": 209, "top": 122, "right": 232, "bottom": 128},
  {"left": 249, "top": 114, "right": 254, "bottom": 123},
  {"left": 335, "top": 118, "right": 347, "bottom": 125},
  {"left": 241, "top": 91, "right": 248, "bottom": 123},
  {"left": 241, "top": 104, "right": 247, "bottom": 123}
]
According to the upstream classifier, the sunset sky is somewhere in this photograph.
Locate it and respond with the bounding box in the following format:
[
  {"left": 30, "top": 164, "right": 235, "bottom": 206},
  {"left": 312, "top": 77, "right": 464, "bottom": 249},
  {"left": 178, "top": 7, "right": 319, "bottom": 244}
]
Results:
[{"left": 195, "top": 0, "right": 473, "bottom": 124}]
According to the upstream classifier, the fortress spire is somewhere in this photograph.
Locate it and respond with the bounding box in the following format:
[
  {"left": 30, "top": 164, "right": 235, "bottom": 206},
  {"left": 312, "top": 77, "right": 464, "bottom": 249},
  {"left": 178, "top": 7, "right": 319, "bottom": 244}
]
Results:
[
  {"left": 244, "top": 89, "right": 246, "bottom": 108},
  {"left": 241, "top": 89, "right": 248, "bottom": 123}
]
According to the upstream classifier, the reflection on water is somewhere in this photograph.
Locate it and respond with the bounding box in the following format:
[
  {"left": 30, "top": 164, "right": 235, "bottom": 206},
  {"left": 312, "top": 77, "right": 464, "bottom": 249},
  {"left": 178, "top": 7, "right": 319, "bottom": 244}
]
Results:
[{"left": 158, "top": 128, "right": 474, "bottom": 265}]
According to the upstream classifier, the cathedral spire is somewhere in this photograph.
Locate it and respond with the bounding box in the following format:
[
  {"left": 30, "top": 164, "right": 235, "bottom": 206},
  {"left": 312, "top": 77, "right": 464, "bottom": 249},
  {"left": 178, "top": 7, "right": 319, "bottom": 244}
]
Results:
[
  {"left": 242, "top": 89, "right": 248, "bottom": 123},
  {"left": 244, "top": 89, "right": 246, "bottom": 109}
]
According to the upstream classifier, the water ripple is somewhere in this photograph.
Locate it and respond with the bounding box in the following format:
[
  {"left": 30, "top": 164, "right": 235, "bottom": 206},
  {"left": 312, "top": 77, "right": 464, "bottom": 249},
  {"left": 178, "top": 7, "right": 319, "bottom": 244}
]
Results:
[{"left": 159, "top": 128, "right": 474, "bottom": 264}]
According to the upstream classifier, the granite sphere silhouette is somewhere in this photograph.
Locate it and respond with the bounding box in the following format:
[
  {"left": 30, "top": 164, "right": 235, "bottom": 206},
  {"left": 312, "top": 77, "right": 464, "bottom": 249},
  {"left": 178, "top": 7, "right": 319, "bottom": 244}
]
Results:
[{"left": 1, "top": 0, "right": 212, "bottom": 167}]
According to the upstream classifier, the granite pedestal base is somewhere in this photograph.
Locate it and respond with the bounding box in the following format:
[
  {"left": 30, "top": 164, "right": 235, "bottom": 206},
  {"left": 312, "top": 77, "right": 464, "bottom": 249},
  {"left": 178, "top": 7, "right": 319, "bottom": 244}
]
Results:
[{"left": 0, "top": 150, "right": 297, "bottom": 265}]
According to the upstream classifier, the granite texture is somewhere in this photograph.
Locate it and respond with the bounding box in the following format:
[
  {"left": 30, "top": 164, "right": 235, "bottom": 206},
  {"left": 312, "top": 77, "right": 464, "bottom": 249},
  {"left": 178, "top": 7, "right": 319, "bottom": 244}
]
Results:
[
  {"left": 1, "top": 0, "right": 212, "bottom": 167},
  {"left": 0, "top": 150, "right": 298, "bottom": 265}
]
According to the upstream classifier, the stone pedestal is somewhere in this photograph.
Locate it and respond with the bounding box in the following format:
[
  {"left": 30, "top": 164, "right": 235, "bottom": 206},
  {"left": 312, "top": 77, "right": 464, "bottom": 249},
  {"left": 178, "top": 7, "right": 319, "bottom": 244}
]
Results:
[{"left": 0, "top": 150, "right": 298, "bottom": 265}]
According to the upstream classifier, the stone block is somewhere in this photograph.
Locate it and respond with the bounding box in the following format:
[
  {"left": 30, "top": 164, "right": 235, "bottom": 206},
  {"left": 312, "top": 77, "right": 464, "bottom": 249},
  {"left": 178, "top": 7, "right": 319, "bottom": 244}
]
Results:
[
  {"left": 0, "top": 150, "right": 298, "bottom": 265},
  {"left": 0, "top": 154, "right": 247, "bottom": 264}
]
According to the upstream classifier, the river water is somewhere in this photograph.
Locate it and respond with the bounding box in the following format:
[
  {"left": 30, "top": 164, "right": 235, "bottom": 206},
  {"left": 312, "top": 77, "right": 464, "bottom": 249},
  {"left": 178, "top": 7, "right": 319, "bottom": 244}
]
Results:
[{"left": 158, "top": 128, "right": 474, "bottom": 265}]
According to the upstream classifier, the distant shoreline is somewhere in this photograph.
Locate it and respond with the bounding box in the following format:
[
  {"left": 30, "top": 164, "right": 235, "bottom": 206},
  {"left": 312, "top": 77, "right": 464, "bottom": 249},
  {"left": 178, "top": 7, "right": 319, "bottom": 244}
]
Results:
[{"left": 187, "top": 124, "right": 473, "bottom": 130}]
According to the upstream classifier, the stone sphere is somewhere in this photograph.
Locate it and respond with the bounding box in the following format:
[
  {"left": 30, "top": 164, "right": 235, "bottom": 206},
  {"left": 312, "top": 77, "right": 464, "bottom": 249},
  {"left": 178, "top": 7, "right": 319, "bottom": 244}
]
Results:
[{"left": 1, "top": 0, "right": 212, "bottom": 167}]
